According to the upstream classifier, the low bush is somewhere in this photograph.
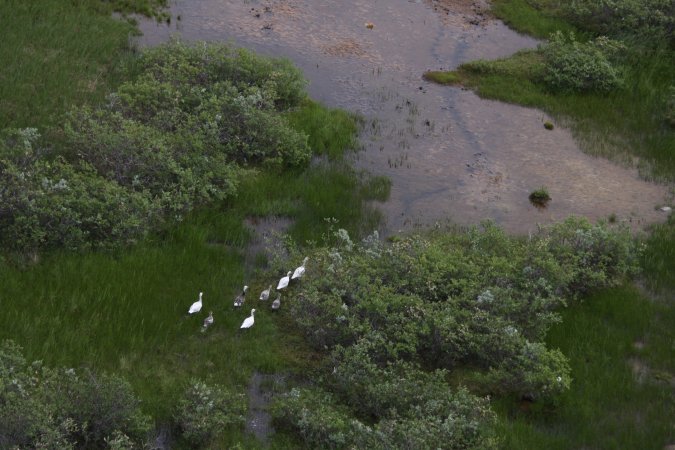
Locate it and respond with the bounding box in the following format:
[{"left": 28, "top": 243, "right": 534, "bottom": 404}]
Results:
[
  {"left": 0, "top": 340, "right": 151, "bottom": 449},
  {"left": 0, "top": 129, "right": 155, "bottom": 254},
  {"left": 542, "top": 31, "right": 625, "bottom": 93},
  {"left": 273, "top": 218, "right": 638, "bottom": 446},
  {"left": 174, "top": 379, "right": 246, "bottom": 447},
  {"left": 561, "top": 0, "right": 674, "bottom": 44}
]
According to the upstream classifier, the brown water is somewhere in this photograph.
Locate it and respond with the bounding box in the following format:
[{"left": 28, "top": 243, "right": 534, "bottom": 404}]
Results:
[{"left": 137, "top": 0, "right": 669, "bottom": 235}]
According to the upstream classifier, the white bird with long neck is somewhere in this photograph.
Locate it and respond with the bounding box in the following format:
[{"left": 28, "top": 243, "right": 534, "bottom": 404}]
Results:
[
  {"left": 276, "top": 271, "right": 292, "bottom": 290},
  {"left": 292, "top": 257, "right": 309, "bottom": 280},
  {"left": 240, "top": 309, "right": 255, "bottom": 329},
  {"left": 271, "top": 294, "right": 281, "bottom": 310},
  {"left": 234, "top": 286, "right": 248, "bottom": 307},
  {"left": 201, "top": 311, "right": 214, "bottom": 332},
  {"left": 188, "top": 292, "right": 203, "bottom": 315},
  {"left": 259, "top": 285, "right": 272, "bottom": 301}
]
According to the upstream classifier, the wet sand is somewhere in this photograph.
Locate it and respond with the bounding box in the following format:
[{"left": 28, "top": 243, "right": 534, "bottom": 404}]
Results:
[{"left": 137, "top": 0, "right": 669, "bottom": 235}]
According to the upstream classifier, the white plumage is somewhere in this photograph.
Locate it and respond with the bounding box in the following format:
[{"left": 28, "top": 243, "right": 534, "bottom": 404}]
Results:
[
  {"left": 277, "top": 271, "right": 292, "bottom": 290},
  {"left": 259, "top": 285, "right": 272, "bottom": 301},
  {"left": 271, "top": 294, "right": 281, "bottom": 310},
  {"left": 240, "top": 309, "right": 256, "bottom": 329},
  {"left": 234, "top": 285, "right": 248, "bottom": 307},
  {"left": 292, "top": 257, "right": 309, "bottom": 280},
  {"left": 188, "top": 292, "right": 203, "bottom": 315},
  {"left": 201, "top": 311, "right": 214, "bottom": 332}
]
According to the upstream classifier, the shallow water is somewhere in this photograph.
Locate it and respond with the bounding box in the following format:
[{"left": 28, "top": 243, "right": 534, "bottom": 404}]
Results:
[{"left": 138, "top": 0, "right": 668, "bottom": 235}]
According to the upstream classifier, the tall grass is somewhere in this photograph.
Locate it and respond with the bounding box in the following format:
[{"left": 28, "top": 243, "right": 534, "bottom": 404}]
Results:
[
  {"left": 0, "top": 1, "right": 139, "bottom": 129},
  {"left": 494, "top": 285, "right": 674, "bottom": 449}
]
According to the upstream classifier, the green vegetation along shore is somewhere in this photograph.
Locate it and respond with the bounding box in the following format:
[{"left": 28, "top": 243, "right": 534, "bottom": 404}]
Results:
[
  {"left": 0, "top": 0, "right": 673, "bottom": 449},
  {"left": 425, "top": 1, "right": 674, "bottom": 448}
]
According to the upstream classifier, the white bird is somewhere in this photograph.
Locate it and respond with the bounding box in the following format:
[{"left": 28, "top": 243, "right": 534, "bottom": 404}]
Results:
[
  {"left": 277, "top": 271, "right": 292, "bottom": 290},
  {"left": 259, "top": 285, "right": 272, "bottom": 301},
  {"left": 271, "top": 294, "right": 281, "bottom": 310},
  {"left": 188, "top": 292, "right": 203, "bottom": 315},
  {"left": 240, "top": 309, "right": 256, "bottom": 329},
  {"left": 234, "top": 286, "right": 248, "bottom": 307},
  {"left": 201, "top": 311, "right": 214, "bottom": 332},
  {"left": 292, "top": 257, "right": 309, "bottom": 280}
]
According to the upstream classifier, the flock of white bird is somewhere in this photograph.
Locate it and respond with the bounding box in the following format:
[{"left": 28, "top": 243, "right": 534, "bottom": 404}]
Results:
[{"left": 187, "top": 257, "right": 309, "bottom": 332}]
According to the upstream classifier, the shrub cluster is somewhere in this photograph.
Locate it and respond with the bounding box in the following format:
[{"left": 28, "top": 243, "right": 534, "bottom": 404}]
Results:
[
  {"left": 0, "top": 129, "right": 154, "bottom": 254},
  {"left": 0, "top": 39, "right": 311, "bottom": 255},
  {"left": 562, "top": 0, "right": 674, "bottom": 44},
  {"left": 273, "top": 218, "right": 639, "bottom": 448},
  {"left": 0, "top": 340, "right": 151, "bottom": 449},
  {"left": 174, "top": 379, "right": 246, "bottom": 447},
  {"left": 542, "top": 31, "right": 625, "bottom": 93}
]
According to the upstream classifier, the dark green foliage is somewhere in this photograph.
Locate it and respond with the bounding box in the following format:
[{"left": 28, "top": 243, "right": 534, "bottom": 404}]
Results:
[
  {"left": 561, "top": 0, "right": 674, "bottom": 44},
  {"left": 529, "top": 186, "right": 551, "bottom": 206},
  {"left": 0, "top": 129, "right": 155, "bottom": 254},
  {"left": 0, "top": 40, "right": 319, "bottom": 255},
  {"left": 542, "top": 32, "right": 625, "bottom": 93},
  {"left": 174, "top": 379, "right": 246, "bottom": 446},
  {"left": 272, "top": 218, "right": 638, "bottom": 447},
  {"left": 544, "top": 121, "right": 554, "bottom": 130},
  {"left": 0, "top": 340, "right": 151, "bottom": 449}
]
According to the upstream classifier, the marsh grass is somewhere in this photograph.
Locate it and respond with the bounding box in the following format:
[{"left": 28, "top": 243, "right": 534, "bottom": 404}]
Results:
[
  {"left": 494, "top": 285, "right": 675, "bottom": 449},
  {"left": 0, "top": 1, "right": 142, "bottom": 129}
]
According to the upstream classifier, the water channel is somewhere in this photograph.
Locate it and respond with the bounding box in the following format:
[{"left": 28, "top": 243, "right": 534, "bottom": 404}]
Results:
[{"left": 137, "top": 0, "right": 668, "bottom": 235}]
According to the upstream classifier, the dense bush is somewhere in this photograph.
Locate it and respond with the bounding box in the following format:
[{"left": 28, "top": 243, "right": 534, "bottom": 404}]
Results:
[
  {"left": 542, "top": 31, "right": 625, "bottom": 92},
  {"left": 562, "top": 0, "right": 674, "bottom": 44},
  {"left": 0, "top": 340, "right": 151, "bottom": 449},
  {"left": 1, "top": 40, "right": 315, "bottom": 255},
  {"left": 0, "top": 129, "right": 155, "bottom": 254},
  {"left": 174, "top": 379, "right": 246, "bottom": 447},
  {"left": 272, "top": 218, "right": 639, "bottom": 447}
]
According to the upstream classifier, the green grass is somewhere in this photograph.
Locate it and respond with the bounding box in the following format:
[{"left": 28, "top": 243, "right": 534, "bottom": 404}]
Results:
[
  {"left": 491, "top": 0, "right": 578, "bottom": 39},
  {"left": 528, "top": 186, "right": 551, "bottom": 205},
  {"left": 286, "top": 99, "right": 362, "bottom": 159},
  {"left": 0, "top": 1, "right": 139, "bottom": 129},
  {"left": 422, "top": 71, "right": 461, "bottom": 85},
  {"left": 494, "top": 285, "right": 674, "bottom": 449}
]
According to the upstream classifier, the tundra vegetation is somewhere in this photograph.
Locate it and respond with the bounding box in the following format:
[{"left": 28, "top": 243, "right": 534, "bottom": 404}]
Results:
[{"left": 0, "top": 0, "right": 673, "bottom": 449}]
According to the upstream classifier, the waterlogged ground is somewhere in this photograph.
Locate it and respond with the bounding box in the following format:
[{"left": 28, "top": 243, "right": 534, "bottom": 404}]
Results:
[{"left": 138, "top": 0, "right": 668, "bottom": 234}]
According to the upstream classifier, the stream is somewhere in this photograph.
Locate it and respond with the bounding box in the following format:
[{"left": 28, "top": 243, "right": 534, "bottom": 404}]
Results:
[{"left": 137, "top": 0, "right": 668, "bottom": 235}]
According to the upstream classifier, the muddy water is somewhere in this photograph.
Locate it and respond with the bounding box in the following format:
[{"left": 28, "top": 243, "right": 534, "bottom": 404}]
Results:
[{"left": 137, "top": 0, "right": 668, "bottom": 235}]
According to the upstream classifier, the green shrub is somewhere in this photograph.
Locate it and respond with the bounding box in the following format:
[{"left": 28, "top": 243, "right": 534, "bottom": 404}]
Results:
[
  {"left": 529, "top": 186, "right": 551, "bottom": 205},
  {"left": 0, "top": 129, "right": 155, "bottom": 254},
  {"left": 542, "top": 32, "right": 625, "bottom": 92},
  {"left": 174, "top": 379, "right": 246, "bottom": 446},
  {"left": 0, "top": 340, "right": 151, "bottom": 449},
  {"left": 562, "top": 0, "right": 674, "bottom": 43}
]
